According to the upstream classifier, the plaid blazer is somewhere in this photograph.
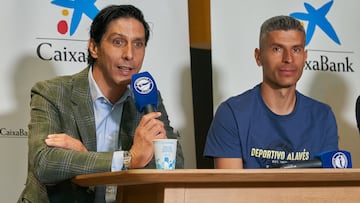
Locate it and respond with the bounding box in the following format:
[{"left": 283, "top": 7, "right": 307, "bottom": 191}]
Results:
[{"left": 18, "top": 67, "right": 184, "bottom": 203}]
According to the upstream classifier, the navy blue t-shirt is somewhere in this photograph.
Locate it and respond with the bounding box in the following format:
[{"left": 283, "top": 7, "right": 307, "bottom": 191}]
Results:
[{"left": 204, "top": 84, "right": 338, "bottom": 168}]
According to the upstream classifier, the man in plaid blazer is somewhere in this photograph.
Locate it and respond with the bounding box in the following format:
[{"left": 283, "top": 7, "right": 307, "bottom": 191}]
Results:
[{"left": 18, "top": 5, "right": 184, "bottom": 203}]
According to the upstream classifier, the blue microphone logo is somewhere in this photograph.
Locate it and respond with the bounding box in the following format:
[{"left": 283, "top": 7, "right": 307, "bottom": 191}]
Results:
[
  {"left": 131, "top": 71, "right": 158, "bottom": 113},
  {"left": 134, "top": 76, "right": 154, "bottom": 95},
  {"left": 332, "top": 151, "right": 349, "bottom": 168}
]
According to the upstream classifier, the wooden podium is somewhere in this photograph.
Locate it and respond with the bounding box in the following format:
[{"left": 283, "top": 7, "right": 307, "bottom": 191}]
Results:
[{"left": 73, "top": 169, "right": 360, "bottom": 203}]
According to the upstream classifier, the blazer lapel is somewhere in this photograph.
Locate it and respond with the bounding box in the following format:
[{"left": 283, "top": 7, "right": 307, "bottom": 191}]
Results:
[
  {"left": 119, "top": 97, "right": 140, "bottom": 151},
  {"left": 70, "top": 67, "right": 97, "bottom": 151}
]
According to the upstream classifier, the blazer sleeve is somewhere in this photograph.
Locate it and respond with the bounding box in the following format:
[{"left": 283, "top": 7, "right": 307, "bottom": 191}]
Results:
[{"left": 28, "top": 79, "right": 113, "bottom": 184}]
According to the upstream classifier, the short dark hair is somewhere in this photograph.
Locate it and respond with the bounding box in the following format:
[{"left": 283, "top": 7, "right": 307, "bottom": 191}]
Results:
[
  {"left": 87, "top": 4, "right": 150, "bottom": 65},
  {"left": 259, "top": 15, "right": 305, "bottom": 47}
]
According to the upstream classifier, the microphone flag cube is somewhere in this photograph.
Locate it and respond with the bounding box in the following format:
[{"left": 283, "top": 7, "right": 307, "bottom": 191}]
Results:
[
  {"left": 315, "top": 150, "right": 352, "bottom": 168},
  {"left": 131, "top": 71, "right": 158, "bottom": 113}
]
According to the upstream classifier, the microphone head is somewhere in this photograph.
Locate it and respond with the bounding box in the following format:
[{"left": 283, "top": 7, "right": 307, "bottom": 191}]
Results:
[
  {"left": 273, "top": 159, "right": 322, "bottom": 169},
  {"left": 315, "top": 150, "right": 352, "bottom": 168},
  {"left": 131, "top": 71, "right": 158, "bottom": 113}
]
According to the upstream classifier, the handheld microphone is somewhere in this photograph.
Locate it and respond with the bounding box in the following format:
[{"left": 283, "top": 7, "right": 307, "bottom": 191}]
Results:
[
  {"left": 275, "top": 150, "right": 352, "bottom": 169},
  {"left": 131, "top": 71, "right": 158, "bottom": 114}
]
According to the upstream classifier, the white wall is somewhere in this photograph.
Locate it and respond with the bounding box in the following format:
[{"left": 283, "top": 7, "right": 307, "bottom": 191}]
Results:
[{"left": 0, "top": 1, "right": 195, "bottom": 202}]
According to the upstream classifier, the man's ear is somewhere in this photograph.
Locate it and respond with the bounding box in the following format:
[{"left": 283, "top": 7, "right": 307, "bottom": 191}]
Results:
[
  {"left": 88, "top": 39, "right": 98, "bottom": 59},
  {"left": 254, "top": 48, "right": 262, "bottom": 67}
]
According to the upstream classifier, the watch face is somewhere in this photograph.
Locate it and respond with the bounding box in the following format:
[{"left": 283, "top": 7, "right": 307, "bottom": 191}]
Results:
[{"left": 124, "top": 151, "right": 131, "bottom": 169}]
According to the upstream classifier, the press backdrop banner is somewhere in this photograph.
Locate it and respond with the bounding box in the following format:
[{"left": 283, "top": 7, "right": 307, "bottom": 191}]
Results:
[
  {"left": 211, "top": 0, "right": 360, "bottom": 166},
  {"left": 0, "top": 1, "right": 194, "bottom": 202}
]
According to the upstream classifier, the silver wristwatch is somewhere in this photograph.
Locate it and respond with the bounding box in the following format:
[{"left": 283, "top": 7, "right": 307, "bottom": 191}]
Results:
[{"left": 123, "top": 151, "right": 132, "bottom": 169}]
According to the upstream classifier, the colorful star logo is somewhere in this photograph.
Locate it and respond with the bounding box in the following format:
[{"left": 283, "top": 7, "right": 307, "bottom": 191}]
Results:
[
  {"left": 51, "top": 0, "right": 100, "bottom": 36},
  {"left": 290, "top": 0, "right": 341, "bottom": 46}
]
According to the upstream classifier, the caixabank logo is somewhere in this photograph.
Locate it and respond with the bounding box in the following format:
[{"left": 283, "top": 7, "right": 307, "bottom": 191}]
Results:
[
  {"left": 52, "top": 0, "right": 99, "bottom": 36},
  {"left": 290, "top": 0, "right": 355, "bottom": 73},
  {"left": 36, "top": 0, "right": 100, "bottom": 63}
]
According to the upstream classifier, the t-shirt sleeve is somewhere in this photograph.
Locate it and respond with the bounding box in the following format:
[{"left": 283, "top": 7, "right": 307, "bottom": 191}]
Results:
[{"left": 203, "top": 102, "right": 242, "bottom": 158}]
